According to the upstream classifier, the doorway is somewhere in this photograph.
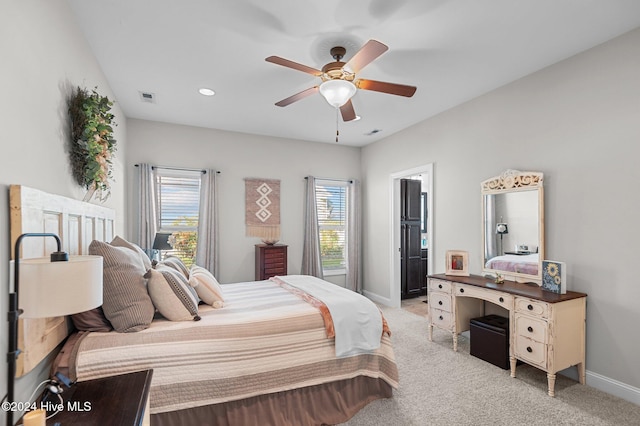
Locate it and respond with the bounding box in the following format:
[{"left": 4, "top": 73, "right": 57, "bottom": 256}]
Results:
[{"left": 389, "top": 164, "right": 434, "bottom": 308}]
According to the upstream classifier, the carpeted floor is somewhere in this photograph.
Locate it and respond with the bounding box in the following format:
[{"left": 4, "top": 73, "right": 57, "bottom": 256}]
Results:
[{"left": 341, "top": 304, "right": 640, "bottom": 426}]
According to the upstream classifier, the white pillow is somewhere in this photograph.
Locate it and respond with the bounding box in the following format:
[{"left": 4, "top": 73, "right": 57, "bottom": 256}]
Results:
[
  {"left": 189, "top": 265, "right": 225, "bottom": 308},
  {"left": 145, "top": 268, "right": 200, "bottom": 321}
]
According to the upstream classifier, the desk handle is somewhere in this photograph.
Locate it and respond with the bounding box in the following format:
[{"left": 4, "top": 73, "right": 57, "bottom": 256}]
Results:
[
  {"left": 438, "top": 284, "right": 442, "bottom": 289},
  {"left": 459, "top": 288, "right": 465, "bottom": 294},
  {"left": 438, "top": 301, "right": 443, "bottom": 306},
  {"left": 438, "top": 315, "right": 443, "bottom": 321},
  {"left": 527, "top": 326, "right": 533, "bottom": 333},
  {"left": 499, "top": 297, "right": 504, "bottom": 303},
  {"left": 527, "top": 304, "right": 533, "bottom": 311},
  {"left": 527, "top": 346, "right": 533, "bottom": 353}
]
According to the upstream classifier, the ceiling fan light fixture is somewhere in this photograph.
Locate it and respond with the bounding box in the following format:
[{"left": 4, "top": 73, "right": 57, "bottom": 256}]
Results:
[
  {"left": 198, "top": 88, "right": 215, "bottom": 96},
  {"left": 319, "top": 80, "right": 356, "bottom": 108}
]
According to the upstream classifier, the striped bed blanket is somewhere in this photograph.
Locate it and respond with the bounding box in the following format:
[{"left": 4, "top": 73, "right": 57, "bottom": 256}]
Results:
[{"left": 69, "top": 279, "right": 398, "bottom": 414}]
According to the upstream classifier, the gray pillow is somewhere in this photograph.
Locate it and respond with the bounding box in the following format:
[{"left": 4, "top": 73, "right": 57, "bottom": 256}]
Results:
[
  {"left": 110, "top": 235, "right": 153, "bottom": 271},
  {"left": 89, "top": 240, "right": 155, "bottom": 332}
]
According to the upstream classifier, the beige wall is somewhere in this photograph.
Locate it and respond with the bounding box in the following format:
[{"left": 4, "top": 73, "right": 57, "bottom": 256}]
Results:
[
  {"left": 0, "top": 0, "right": 128, "bottom": 418},
  {"left": 126, "top": 119, "right": 361, "bottom": 285},
  {"left": 362, "top": 28, "right": 640, "bottom": 394}
]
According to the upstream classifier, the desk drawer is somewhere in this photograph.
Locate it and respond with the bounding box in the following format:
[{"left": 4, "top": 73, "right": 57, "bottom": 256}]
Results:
[
  {"left": 429, "top": 279, "right": 452, "bottom": 293},
  {"left": 515, "top": 297, "right": 549, "bottom": 318},
  {"left": 515, "top": 314, "right": 548, "bottom": 344},
  {"left": 429, "top": 292, "right": 452, "bottom": 312},
  {"left": 454, "top": 284, "right": 513, "bottom": 309},
  {"left": 430, "top": 308, "right": 453, "bottom": 330},
  {"left": 514, "top": 335, "right": 547, "bottom": 368}
]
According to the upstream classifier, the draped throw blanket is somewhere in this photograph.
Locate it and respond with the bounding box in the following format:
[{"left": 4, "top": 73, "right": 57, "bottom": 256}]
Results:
[
  {"left": 271, "top": 275, "right": 383, "bottom": 358},
  {"left": 245, "top": 178, "right": 280, "bottom": 242}
]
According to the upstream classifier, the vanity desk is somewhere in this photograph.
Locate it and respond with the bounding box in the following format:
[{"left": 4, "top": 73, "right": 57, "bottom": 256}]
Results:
[{"left": 427, "top": 273, "right": 586, "bottom": 396}]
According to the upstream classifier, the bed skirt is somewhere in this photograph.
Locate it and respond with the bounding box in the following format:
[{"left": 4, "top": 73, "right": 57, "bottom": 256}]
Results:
[{"left": 151, "top": 376, "right": 392, "bottom": 426}]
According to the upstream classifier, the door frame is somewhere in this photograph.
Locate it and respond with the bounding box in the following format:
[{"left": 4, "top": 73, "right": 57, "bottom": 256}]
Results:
[{"left": 389, "top": 163, "right": 434, "bottom": 307}]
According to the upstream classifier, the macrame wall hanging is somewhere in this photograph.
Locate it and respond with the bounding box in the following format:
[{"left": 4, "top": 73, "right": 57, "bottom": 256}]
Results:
[{"left": 245, "top": 178, "right": 281, "bottom": 244}]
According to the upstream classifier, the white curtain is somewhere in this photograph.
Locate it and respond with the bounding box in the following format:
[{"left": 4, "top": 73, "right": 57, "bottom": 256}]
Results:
[
  {"left": 346, "top": 179, "right": 362, "bottom": 293},
  {"left": 196, "top": 169, "right": 219, "bottom": 275},
  {"left": 301, "top": 176, "right": 323, "bottom": 279},
  {"left": 137, "top": 163, "right": 157, "bottom": 251}
]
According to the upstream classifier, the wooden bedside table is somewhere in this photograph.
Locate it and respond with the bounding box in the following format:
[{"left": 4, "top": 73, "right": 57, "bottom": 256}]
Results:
[{"left": 44, "top": 369, "right": 152, "bottom": 425}]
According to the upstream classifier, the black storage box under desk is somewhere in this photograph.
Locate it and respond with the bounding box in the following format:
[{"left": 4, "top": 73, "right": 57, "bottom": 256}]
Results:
[{"left": 469, "top": 314, "right": 509, "bottom": 369}]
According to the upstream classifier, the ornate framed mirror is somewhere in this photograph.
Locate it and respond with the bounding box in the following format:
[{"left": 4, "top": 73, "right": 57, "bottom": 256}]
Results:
[{"left": 481, "top": 170, "right": 544, "bottom": 282}]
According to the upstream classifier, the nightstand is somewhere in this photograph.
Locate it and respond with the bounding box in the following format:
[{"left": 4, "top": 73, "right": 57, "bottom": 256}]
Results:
[{"left": 44, "top": 369, "right": 152, "bottom": 425}]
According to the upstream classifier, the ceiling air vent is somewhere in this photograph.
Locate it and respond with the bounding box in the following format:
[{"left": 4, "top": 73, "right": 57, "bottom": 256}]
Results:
[
  {"left": 139, "top": 91, "right": 156, "bottom": 103},
  {"left": 364, "top": 129, "right": 382, "bottom": 136}
]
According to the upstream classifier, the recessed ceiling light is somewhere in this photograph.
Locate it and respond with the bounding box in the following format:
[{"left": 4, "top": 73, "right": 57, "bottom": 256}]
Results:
[{"left": 198, "top": 88, "right": 215, "bottom": 96}]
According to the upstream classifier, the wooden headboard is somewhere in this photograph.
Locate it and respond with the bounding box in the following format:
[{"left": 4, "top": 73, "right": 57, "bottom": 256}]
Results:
[{"left": 9, "top": 185, "right": 116, "bottom": 377}]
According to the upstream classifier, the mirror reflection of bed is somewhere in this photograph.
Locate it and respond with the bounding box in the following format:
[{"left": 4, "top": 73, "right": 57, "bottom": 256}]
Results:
[{"left": 481, "top": 170, "right": 544, "bottom": 281}]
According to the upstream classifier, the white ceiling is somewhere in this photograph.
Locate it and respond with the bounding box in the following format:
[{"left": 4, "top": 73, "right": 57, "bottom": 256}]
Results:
[{"left": 67, "top": 0, "right": 640, "bottom": 147}]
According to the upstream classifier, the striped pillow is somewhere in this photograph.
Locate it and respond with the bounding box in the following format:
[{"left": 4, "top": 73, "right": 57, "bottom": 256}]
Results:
[
  {"left": 145, "top": 267, "right": 200, "bottom": 321},
  {"left": 89, "top": 240, "right": 155, "bottom": 332},
  {"left": 110, "top": 235, "right": 152, "bottom": 271},
  {"left": 158, "top": 256, "right": 190, "bottom": 278}
]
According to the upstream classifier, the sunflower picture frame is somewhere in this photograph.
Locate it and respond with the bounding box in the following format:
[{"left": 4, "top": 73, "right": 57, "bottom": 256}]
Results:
[{"left": 542, "top": 260, "right": 567, "bottom": 294}]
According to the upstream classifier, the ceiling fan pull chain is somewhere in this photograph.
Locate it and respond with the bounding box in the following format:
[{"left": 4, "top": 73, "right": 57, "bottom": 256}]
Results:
[{"left": 335, "top": 108, "right": 339, "bottom": 143}]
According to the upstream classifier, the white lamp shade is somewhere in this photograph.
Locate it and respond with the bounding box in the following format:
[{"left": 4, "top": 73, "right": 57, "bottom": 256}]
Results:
[
  {"left": 319, "top": 80, "right": 357, "bottom": 108},
  {"left": 13, "top": 255, "right": 103, "bottom": 318}
]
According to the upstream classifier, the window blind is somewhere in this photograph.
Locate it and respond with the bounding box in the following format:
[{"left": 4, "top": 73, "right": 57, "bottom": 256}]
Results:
[
  {"left": 155, "top": 170, "right": 201, "bottom": 265},
  {"left": 315, "top": 181, "right": 347, "bottom": 271}
]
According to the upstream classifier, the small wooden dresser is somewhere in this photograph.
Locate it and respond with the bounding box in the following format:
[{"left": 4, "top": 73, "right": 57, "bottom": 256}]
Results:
[{"left": 255, "top": 244, "right": 287, "bottom": 280}]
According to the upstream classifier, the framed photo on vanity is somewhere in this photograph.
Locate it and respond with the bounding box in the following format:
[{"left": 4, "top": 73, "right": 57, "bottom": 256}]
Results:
[{"left": 446, "top": 250, "right": 469, "bottom": 276}]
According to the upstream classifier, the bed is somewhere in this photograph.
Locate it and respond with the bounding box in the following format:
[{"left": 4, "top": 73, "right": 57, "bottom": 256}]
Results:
[
  {"left": 484, "top": 253, "right": 539, "bottom": 275},
  {"left": 10, "top": 185, "right": 398, "bottom": 426}
]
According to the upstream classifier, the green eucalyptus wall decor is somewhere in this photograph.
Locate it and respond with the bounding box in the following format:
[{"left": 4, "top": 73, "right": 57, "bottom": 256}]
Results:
[{"left": 68, "top": 86, "right": 117, "bottom": 202}]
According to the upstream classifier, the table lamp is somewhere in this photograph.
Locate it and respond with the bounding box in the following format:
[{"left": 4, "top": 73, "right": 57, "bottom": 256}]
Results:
[
  {"left": 152, "top": 232, "right": 173, "bottom": 261},
  {"left": 496, "top": 222, "right": 509, "bottom": 256},
  {"left": 6, "top": 233, "right": 103, "bottom": 426}
]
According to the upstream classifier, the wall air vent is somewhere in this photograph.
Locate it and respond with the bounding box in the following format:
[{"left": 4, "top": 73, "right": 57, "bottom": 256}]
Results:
[{"left": 139, "top": 91, "right": 156, "bottom": 103}]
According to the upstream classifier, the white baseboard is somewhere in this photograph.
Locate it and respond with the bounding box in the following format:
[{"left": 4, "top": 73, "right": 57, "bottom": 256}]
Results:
[
  {"left": 363, "top": 290, "right": 395, "bottom": 307},
  {"left": 586, "top": 370, "right": 640, "bottom": 405},
  {"left": 560, "top": 367, "right": 639, "bottom": 404}
]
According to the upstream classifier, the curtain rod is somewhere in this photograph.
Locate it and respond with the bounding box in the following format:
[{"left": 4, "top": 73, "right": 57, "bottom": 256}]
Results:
[
  {"left": 305, "top": 176, "right": 353, "bottom": 184},
  {"left": 134, "top": 164, "right": 220, "bottom": 174}
]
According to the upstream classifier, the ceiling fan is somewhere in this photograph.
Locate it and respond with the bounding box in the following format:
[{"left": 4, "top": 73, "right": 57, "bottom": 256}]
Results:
[{"left": 266, "top": 40, "right": 417, "bottom": 122}]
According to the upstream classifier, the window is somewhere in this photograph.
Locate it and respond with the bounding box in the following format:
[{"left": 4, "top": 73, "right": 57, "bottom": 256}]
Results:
[
  {"left": 315, "top": 180, "right": 347, "bottom": 273},
  {"left": 155, "top": 169, "right": 201, "bottom": 266}
]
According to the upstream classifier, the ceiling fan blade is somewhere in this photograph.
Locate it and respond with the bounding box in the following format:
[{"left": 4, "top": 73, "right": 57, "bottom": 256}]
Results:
[
  {"left": 265, "top": 56, "right": 323, "bottom": 76},
  {"left": 355, "top": 79, "right": 417, "bottom": 97},
  {"left": 344, "top": 40, "right": 389, "bottom": 74},
  {"left": 340, "top": 100, "right": 357, "bottom": 122},
  {"left": 275, "top": 86, "right": 319, "bottom": 107}
]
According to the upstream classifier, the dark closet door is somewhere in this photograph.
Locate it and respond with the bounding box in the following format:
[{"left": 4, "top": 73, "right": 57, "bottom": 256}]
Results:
[
  {"left": 404, "top": 223, "right": 423, "bottom": 297},
  {"left": 404, "top": 180, "right": 422, "bottom": 221},
  {"left": 401, "top": 179, "right": 423, "bottom": 298}
]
